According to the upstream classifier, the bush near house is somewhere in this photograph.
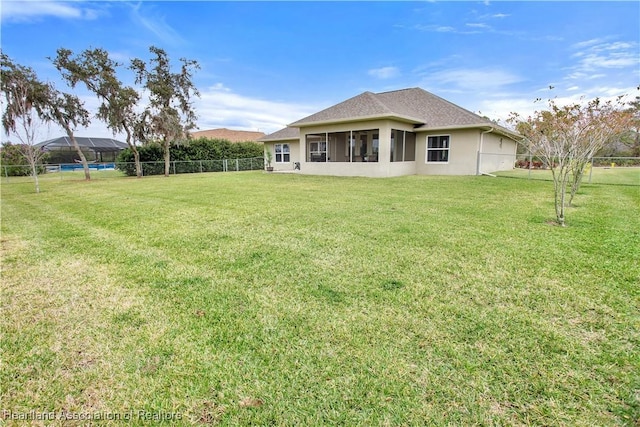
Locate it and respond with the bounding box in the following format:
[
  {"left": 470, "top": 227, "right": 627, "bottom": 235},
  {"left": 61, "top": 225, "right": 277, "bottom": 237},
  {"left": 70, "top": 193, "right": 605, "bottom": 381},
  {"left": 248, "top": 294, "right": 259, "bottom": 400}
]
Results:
[{"left": 115, "top": 138, "right": 263, "bottom": 176}]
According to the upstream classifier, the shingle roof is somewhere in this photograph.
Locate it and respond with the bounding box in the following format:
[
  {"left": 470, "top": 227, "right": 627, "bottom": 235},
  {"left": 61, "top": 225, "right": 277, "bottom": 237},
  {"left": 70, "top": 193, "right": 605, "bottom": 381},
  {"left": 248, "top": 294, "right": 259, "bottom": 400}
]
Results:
[
  {"left": 190, "top": 128, "right": 266, "bottom": 142},
  {"left": 257, "top": 126, "right": 300, "bottom": 142},
  {"left": 290, "top": 87, "right": 506, "bottom": 131},
  {"left": 261, "top": 87, "right": 519, "bottom": 142},
  {"left": 35, "top": 136, "right": 128, "bottom": 152}
]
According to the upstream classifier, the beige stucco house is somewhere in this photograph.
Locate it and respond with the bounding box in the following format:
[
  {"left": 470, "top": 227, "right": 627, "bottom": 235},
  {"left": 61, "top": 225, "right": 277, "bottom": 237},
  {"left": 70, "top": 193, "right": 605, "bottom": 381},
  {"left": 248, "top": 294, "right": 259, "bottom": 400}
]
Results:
[{"left": 258, "top": 87, "right": 520, "bottom": 177}]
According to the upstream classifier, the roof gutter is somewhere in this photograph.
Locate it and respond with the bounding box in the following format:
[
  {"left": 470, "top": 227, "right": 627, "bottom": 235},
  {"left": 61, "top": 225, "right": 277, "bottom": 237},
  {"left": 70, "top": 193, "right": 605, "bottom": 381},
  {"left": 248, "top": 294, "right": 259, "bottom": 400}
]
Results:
[{"left": 289, "top": 114, "right": 424, "bottom": 128}]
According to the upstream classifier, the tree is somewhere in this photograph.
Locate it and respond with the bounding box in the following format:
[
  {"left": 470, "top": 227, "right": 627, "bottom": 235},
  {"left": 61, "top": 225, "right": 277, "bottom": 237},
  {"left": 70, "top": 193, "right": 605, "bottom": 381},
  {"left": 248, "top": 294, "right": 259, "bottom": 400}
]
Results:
[
  {"left": 509, "top": 96, "right": 632, "bottom": 226},
  {"left": 620, "top": 96, "right": 640, "bottom": 157},
  {"left": 0, "top": 53, "right": 50, "bottom": 192},
  {"left": 38, "top": 84, "right": 92, "bottom": 180},
  {"left": 52, "top": 48, "right": 145, "bottom": 178},
  {"left": 130, "top": 46, "right": 199, "bottom": 177}
]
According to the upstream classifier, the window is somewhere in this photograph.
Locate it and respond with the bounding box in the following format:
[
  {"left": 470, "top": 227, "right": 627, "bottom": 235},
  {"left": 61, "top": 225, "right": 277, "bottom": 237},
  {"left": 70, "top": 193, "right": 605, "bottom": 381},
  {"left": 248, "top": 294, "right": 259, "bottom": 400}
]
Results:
[
  {"left": 307, "top": 129, "right": 378, "bottom": 162},
  {"left": 427, "top": 135, "right": 449, "bottom": 162},
  {"left": 391, "top": 130, "right": 416, "bottom": 162},
  {"left": 307, "top": 134, "right": 327, "bottom": 162},
  {"left": 275, "top": 144, "right": 290, "bottom": 162},
  {"left": 351, "top": 129, "right": 378, "bottom": 162}
]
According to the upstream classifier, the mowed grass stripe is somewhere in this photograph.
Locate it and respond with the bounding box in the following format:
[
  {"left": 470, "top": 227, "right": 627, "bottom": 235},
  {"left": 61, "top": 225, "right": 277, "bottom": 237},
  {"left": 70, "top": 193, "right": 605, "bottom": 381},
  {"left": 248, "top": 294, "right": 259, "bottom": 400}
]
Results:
[{"left": 1, "top": 171, "right": 638, "bottom": 425}]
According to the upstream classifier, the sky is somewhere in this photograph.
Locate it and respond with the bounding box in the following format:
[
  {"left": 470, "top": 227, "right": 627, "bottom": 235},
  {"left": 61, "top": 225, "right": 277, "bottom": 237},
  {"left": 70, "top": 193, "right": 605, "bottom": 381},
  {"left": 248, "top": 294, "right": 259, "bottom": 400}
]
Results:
[{"left": 1, "top": 0, "right": 639, "bottom": 142}]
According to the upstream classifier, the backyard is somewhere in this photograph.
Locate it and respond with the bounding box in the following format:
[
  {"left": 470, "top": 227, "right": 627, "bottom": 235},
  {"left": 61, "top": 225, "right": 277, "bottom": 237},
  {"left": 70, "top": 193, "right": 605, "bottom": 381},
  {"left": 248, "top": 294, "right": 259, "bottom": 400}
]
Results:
[{"left": 1, "top": 170, "right": 638, "bottom": 425}]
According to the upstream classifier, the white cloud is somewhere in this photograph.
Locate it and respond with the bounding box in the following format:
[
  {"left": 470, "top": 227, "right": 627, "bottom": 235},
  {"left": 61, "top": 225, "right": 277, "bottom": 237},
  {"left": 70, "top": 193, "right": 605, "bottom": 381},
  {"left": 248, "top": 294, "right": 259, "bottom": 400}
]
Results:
[
  {"left": 466, "top": 23, "right": 491, "bottom": 30},
  {"left": 424, "top": 68, "right": 523, "bottom": 93},
  {"left": 368, "top": 66, "right": 400, "bottom": 79},
  {"left": 568, "top": 39, "right": 639, "bottom": 76},
  {"left": 413, "top": 24, "right": 456, "bottom": 33},
  {"left": 1, "top": 0, "right": 99, "bottom": 23},
  {"left": 194, "top": 84, "right": 317, "bottom": 134},
  {"left": 475, "top": 83, "right": 638, "bottom": 126},
  {"left": 128, "top": 2, "right": 185, "bottom": 47},
  {"left": 17, "top": 84, "right": 316, "bottom": 141}
]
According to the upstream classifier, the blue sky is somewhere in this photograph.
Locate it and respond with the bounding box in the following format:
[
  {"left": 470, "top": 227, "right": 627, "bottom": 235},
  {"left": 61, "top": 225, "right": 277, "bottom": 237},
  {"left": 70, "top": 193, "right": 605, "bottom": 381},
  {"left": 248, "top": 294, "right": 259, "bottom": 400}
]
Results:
[{"left": 1, "top": 1, "right": 639, "bottom": 141}]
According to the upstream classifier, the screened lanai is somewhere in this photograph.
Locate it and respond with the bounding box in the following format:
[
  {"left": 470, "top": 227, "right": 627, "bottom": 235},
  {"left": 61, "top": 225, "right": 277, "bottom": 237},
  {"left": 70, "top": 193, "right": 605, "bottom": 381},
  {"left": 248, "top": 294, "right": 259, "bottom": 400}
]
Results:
[{"left": 35, "top": 136, "right": 128, "bottom": 163}]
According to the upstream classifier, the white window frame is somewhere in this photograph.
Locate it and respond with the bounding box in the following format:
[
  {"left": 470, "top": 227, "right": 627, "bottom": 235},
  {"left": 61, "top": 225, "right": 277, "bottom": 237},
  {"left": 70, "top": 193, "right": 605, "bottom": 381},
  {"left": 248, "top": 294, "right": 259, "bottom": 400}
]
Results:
[
  {"left": 426, "top": 135, "right": 450, "bottom": 163},
  {"left": 275, "top": 143, "right": 290, "bottom": 163}
]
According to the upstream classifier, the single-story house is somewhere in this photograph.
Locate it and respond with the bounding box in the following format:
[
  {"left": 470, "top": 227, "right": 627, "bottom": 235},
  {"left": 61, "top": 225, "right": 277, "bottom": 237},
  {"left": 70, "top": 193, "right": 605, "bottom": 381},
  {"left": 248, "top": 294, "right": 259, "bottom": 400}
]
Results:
[
  {"left": 258, "top": 87, "right": 520, "bottom": 177},
  {"left": 190, "top": 128, "right": 266, "bottom": 143},
  {"left": 35, "top": 136, "right": 128, "bottom": 163}
]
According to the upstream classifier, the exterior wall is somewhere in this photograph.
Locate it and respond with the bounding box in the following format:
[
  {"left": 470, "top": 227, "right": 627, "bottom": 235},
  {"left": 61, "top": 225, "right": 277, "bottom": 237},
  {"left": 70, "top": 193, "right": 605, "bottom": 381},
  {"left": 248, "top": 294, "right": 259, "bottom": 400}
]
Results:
[
  {"left": 478, "top": 132, "right": 517, "bottom": 174},
  {"left": 264, "top": 125, "right": 517, "bottom": 177},
  {"left": 264, "top": 140, "right": 300, "bottom": 171},
  {"left": 415, "top": 129, "right": 481, "bottom": 175}
]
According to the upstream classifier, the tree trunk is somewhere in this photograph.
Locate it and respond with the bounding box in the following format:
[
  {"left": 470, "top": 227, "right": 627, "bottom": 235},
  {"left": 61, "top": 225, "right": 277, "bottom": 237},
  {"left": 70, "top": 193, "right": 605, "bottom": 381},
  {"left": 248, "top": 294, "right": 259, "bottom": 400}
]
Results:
[
  {"left": 124, "top": 125, "right": 143, "bottom": 178},
  {"left": 164, "top": 140, "right": 170, "bottom": 177},
  {"left": 67, "top": 131, "right": 91, "bottom": 180},
  {"left": 133, "top": 148, "right": 142, "bottom": 178},
  {"left": 569, "top": 162, "right": 586, "bottom": 206},
  {"left": 551, "top": 165, "right": 569, "bottom": 227},
  {"left": 30, "top": 161, "right": 40, "bottom": 194}
]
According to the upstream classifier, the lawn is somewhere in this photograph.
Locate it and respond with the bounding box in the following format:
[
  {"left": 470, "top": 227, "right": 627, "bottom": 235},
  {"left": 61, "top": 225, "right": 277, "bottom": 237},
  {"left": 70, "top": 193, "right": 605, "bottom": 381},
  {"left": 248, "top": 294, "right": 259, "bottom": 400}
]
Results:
[
  {"left": 496, "top": 166, "right": 640, "bottom": 186},
  {"left": 1, "top": 171, "right": 638, "bottom": 426}
]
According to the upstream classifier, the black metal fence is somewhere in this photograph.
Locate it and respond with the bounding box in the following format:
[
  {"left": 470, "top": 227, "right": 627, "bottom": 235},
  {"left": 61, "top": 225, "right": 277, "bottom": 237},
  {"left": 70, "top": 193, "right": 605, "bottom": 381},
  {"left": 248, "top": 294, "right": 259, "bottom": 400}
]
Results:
[{"left": 1, "top": 157, "right": 265, "bottom": 182}]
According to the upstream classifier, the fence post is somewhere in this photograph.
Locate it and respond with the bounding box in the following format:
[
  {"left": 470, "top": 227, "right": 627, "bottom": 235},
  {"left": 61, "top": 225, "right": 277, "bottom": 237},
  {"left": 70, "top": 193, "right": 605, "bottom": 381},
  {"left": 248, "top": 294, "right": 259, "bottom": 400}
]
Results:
[
  {"left": 172, "top": 161, "right": 176, "bottom": 175},
  {"left": 236, "top": 159, "right": 239, "bottom": 171},
  {"left": 200, "top": 160, "right": 203, "bottom": 173},
  {"left": 528, "top": 152, "right": 532, "bottom": 179},
  {"left": 588, "top": 157, "right": 594, "bottom": 183}
]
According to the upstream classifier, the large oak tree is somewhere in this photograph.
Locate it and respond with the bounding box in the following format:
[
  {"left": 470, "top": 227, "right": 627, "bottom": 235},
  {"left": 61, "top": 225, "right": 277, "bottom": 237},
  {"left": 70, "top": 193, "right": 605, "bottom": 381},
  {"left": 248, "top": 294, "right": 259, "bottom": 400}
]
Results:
[
  {"left": 130, "top": 46, "right": 199, "bottom": 177},
  {"left": 53, "top": 48, "right": 144, "bottom": 177}
]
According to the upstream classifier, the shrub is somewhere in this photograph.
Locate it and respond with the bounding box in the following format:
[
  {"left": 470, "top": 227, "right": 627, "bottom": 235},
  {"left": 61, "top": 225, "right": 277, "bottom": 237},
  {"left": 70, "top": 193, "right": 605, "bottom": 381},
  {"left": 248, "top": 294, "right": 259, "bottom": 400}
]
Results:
[
  {"left": 0, "top": 142, "right": 48, "bottom": 176},
  {"left": 115, "top": 138, "right": 263, "bottom": 176}
]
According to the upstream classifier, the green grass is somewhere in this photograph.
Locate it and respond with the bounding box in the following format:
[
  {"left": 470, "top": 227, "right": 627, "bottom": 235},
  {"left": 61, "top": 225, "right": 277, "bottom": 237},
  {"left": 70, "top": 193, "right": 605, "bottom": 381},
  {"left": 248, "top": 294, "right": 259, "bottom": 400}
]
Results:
[
  {"left": 1, "top": 171, "right": 639, "bottom": 426},
  {"left": 496, "top": 166, "right": 640, "bottom": 186}
]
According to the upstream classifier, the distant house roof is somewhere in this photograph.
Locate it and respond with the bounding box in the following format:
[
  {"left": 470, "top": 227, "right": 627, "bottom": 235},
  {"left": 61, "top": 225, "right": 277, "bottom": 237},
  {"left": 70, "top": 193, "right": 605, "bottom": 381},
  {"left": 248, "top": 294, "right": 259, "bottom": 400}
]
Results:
[
  {"left": 190, "top": 128, "right": 266, "bottom": 142},
  {"left": 257, "top": 126, "right": 300, "bottom": 142},
  {"left": 35, "top": 136, "right": 128, "bottom": 152}
]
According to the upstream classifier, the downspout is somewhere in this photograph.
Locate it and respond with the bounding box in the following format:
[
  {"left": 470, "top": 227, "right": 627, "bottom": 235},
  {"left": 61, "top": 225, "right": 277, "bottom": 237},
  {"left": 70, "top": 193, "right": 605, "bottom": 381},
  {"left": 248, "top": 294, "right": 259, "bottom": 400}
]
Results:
[{"left": 477, "top": 127, "right": 496, "bottom": 176}]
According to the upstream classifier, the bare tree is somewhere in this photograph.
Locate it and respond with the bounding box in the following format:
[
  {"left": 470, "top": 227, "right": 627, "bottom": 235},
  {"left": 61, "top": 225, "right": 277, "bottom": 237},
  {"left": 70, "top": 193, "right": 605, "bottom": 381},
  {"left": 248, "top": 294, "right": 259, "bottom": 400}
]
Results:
[
  {"left": 510, "top": 96, "right": 632, "bottom": 226},
  {"left": 130, "top": 46, "right": 199, "bottom": 177},
  {"left": 620, "top": 96, "right": 640, "bottom": 157},
  {"left": 1, "top": 53, "right": 49, "bottom": 193},
  {"left": 52, "top": 48, "right": 144, "bottom": 178}
]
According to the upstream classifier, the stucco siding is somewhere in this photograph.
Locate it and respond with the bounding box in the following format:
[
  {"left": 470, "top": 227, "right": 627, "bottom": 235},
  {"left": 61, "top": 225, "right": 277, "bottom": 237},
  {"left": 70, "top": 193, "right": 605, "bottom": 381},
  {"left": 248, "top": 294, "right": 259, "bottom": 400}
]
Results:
[
  {"left": 478, "top": 132, "right": 518, "bottom": 174},
  {"left": 263, "top": 123, "right": 517, "bottom": 177},
  {"left": 415, "top": 129, "right": 480, "bottom": 175},
  {"left": 264, "top": 140, "right": 300, "bottom": 172}
]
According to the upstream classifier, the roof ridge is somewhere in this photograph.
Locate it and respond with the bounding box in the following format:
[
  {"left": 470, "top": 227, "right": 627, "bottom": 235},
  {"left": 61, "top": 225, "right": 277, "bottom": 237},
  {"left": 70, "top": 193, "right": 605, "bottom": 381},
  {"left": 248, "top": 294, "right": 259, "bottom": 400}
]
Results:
[
  {"left": 419, "top": 89, "right": 488, "bottom": 121},
  {"left": 368, "top": 91, "right": 395, "bottom": 114},
  {"left": 373, "top": 87, "right": 420, "bottom": 96}
]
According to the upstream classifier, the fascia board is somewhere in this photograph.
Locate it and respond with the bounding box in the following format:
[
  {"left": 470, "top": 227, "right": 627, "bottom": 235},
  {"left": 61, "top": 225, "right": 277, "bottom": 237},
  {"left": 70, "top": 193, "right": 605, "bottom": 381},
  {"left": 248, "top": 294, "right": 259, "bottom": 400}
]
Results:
[{"left": 289, "top": 114, "right": 424, "bottom": 128}]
